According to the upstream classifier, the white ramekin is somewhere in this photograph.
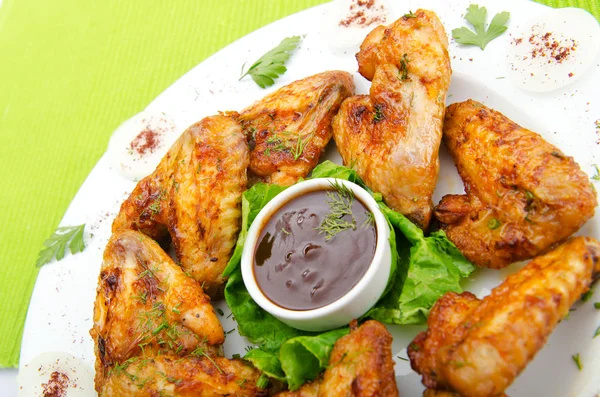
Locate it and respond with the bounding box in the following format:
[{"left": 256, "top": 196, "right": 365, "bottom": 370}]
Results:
[{"left": 240, "top": 178, "right": 392, "bottom": 332}]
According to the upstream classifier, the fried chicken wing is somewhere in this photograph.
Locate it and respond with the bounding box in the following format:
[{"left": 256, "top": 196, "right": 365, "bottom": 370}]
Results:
[
  {"left": 112, "top": 115, "right": 249, "bottom": 296},
  {"left": 276, "top": 320, "right": 398, "bottom": 397},
  {"left": 91, "top": 230, "right": 225, "bottom": 392},
  {"left": 98, "top": 355, "right": 265, "bottom": 397},
  {"left": 240, "top": 71, "right": 354, "bottom": 186},
  {"left": 409, "top": 237, "right": 600, "bottom": 397},
  {"left": 332, "top": 10, "right": 451, "bottom": 229},
  {"left": 435, "top": 100, "right": 597, "bottom": 268}
]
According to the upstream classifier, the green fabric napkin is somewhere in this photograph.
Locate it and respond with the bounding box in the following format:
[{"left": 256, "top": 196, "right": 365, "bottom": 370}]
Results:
[{"left": 0, "top": 0, "right": 597, "bottom": 369}]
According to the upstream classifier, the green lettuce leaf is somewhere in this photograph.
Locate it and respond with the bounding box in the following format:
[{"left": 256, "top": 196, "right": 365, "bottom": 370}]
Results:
[
  {"left": 222, "top": 183, "right": 287, "bottom": 277},
  {"left": 279, "top": 328, "right": 349, "bottom": 390},
  {"left": 222, "top": 161, "right": 475, "bottom": 389},
  {"left": 367, "top": 204, "right": 475, "bottom": 324}
]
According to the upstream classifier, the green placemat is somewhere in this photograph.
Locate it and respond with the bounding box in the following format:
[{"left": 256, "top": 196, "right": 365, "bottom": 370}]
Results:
[{"left": 0, "top": 0, "right": 597, "bottom": 369}]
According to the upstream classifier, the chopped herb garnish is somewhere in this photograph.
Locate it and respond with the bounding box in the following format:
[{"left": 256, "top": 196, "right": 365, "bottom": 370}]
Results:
[
  {"left": 152, "top": 322, "right": 169, "bottom": 336},
  {"left": 582, "top": 289, "right": 594, "bottom": 302},
  {"left": 551, "top": 151, "right": 564, "bottom": 159},
  {"left": 487, "top": 218, "right": 501, "bottom": 230},
  {"left": 452, "top": 5, "right": 510, "bottom": 50},
  {"left": 172, "top": 303, "right": 182, "bottom": 314},
  {"left": 403, "top": 11, "right": 416, "bottom": 19},
  {"left": 572, "top": 353, "right": 582, "bottom": 370},
  {"left": 525, "top": 190, "right": 535, "bottom": 202},
  {"left": 373, "top": 104, "right": 385, "bottom": 122},
  {"left": 134, "top": 291, "right": 148, "bottom": 305},
  {"left": 594, "top": 326, "right": 600, "bottom": 339},
  {"left": 399, "top": 53, "right": 410, "bottom": 80},
  {"left": 216, "top": 308, "right": 224, "bottom": 316},
  {"left": 397, "top": 356, "right": 409, "bottom": 361},
  {"left": 190, "top": 348, "right": 224, "bottom": 374},
  {"left": 292, "top": 134, "right": 312, "bottom": 160},
  {"left": 591, "top": 164, "right": 600, "bottom": 181},
  {"left": 240, "top": 36, "right": 301, "bottom": 88},
  {"left": 594, "top": 302, "right": 600, "bottom": 309},
  {"left": 36, "top": 224, "right": 86, "bottom": 267}
]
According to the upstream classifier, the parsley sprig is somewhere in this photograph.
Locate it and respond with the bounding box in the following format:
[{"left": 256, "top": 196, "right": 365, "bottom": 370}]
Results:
[
  {"left": 240, "top": 36, "right": 301, "bottom": 88},
  {"left": 36, "top": 224, "right": 86, "bottom": 267},
  {"left": 452, "top": 5, "right": 510, "bottom": 50}
]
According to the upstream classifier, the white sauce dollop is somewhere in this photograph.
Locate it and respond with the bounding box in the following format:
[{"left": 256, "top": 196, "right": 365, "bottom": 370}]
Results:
[
  {"left": 18, "top": 352, "right": 95, "bottom": 397},
  {"left": 506, "top": 8, "right": 600, "bottom": 92},
  {"left": 320, "top": 0, "right": 394, "bottom": 51},
  {"left": 107, "top": 110, "right": 181, "bottom": 181}
]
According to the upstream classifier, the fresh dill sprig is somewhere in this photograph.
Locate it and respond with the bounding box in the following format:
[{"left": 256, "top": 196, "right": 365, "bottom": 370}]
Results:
[
  {"left": 292, "top": 134, "right": 312, "bottom": 160},
  {"left": 362, "top": 211, "right": 375, "bottom": 227},
  {"left": 190, "top": 348, "right": 224, "bottom": 374},
  {"left": 316, "top": 181, "right": 356, "bottom": 241}
]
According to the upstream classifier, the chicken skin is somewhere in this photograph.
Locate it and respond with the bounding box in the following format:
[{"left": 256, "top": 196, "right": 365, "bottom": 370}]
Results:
[
  {"left": 98, "top": 355, "right": 266, "bottom": 397},
  {"left": 409, "top": 237, "right": 600, "bottom": 397},
  {"left": 239, "top": 71, "right": 354, "bottom": 186},
  {"left": 91, "top": 230, "right": 225, "bottom": 393},
  {"left": 112, "top": 115, "right": 249, "bottom": 296},
  {"left": 436, "top": 100, "right": 597, "bottom": 268},
  {"left": 276, "top": 320, "right": 398, "bottom": 397},
  {"left": 332, "top": 10, "right": 451, "bottom": 229}
]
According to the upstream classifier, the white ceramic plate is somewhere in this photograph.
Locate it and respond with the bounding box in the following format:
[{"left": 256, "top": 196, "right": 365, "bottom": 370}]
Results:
[{"left": 20, "top": 1, "right": 600, "bottom": 396}]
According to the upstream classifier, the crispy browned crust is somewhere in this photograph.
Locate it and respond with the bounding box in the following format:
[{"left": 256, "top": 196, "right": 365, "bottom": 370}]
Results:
[
  {"left": 240, "top": 71, "right": 354, "bottom": 186},
  {"left": 112, "top": 114, "right": 249, "bottom": 296},
  {"left": 91, "top": 230, "right": 224, "bottom": 393},
  {"left": 409, "top": 237, "right": 600, "bottom": 397},
  {"left": 436, "top": 100, "right": 597, "bottom": 268},
  {"left": 276, "top": 320, "right": 398, "bottom": 397},
  {"left": 332, "top": 10, "right": 451, "bottom": 229},
  {"left": 98, "top": 355, "right": 266, "bottom": 397}
]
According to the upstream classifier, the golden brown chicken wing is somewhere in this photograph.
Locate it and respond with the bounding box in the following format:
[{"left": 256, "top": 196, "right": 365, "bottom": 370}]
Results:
[
  {"left": 276, "top": 320, "right": 398, "bottom": 397},
  {"left": 332, "top": 10, "right": 451, "bottom": 229},
  {"left": 91, "top": 230, "right": 225, "bottom": 392},
  {"left": 112, "top": 114, "right": 249, "bottom": 296},
  {"left": 435, "top": 100, "right": 597, "bottom": 269},
  {"left": 239, "top": 71, "right": 354, "bottom": 186},
  {"left": 409, "top": 236, "right": 600, "bottom": 397},
  {"left": 98, "top": 355, "right": 266, "bottom": 397}
]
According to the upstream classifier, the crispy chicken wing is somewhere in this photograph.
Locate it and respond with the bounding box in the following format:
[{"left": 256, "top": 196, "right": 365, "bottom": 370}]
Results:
[
  {"left": 98, "top": 355, "right": 265, "bottom": 397},
  {"left": 112, "top": 115, "right": 249, "bottom": 296},
  {"left": 240, "top": 71, "right": 354, "bottom": 186},
  {"left": 409, "top": 237, "right": 600, "bottom": 397},
  {"left": 435, "top": 100, "right": 597, "bottom": 268},
  {"left": 332, "top": 10, "right": 451, "bottom": 229},
  {"left": 91, "top": 230, "right": 225, "bottom": 392},
  {"left": 276, "top": 320, "right": 398, "bottom": 397}
]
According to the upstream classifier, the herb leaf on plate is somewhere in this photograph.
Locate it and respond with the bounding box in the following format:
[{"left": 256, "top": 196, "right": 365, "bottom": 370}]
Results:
[
  {"left": 36, "top": 224, "right": 86, "bottom": 267},
  {"left": 240, "top": 36, "right": 301, "bottom": 88},
  {"left": 452, "top": 4, "right": 510, "bottom": 50}
]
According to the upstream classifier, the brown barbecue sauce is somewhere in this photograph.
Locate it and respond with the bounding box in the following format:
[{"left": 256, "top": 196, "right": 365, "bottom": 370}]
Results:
[{"left": 253, "top": 189, "right": 376, "bottom": 310}]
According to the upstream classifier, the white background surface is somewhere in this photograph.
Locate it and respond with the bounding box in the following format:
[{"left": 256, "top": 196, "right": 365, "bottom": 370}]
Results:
[{"left": 9, "top": 0, "right": 600, "bottom": 396}]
